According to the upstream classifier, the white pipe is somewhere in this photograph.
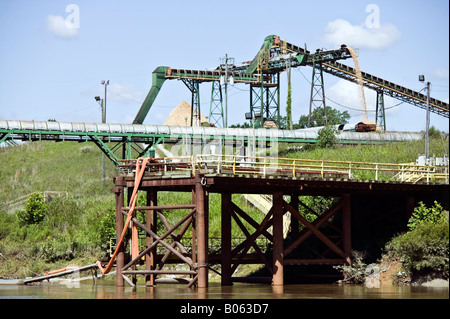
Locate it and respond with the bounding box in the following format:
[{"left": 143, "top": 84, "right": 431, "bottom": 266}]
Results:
[{"left": 0, "top": 120, "right": 423, "bottom": 142}]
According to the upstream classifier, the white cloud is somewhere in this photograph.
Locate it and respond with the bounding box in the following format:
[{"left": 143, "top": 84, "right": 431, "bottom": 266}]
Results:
[
  {"left": 433, "top": 67, "right": 449, "bottom": 80},
  {"left": 328, "top": 79, "right": 407, "bottom": 124},
  {"left": 322, "top": 19, "right": 401, "bottom": 50},
  {"left": 107, "top": 83, "right": 144, "bottom": 104},
  {"left": 327, "top": 79, "right": 375, "bottom": 122},
  {"left": 46, "top": 15, "right": 78, "bottom": 39}
]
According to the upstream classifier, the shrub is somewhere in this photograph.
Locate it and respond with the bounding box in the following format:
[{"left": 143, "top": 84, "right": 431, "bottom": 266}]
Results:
[
  {"left": 16, "top": 193, "right": 47, "bottom": 226},
  {"left": 317, "top": 125, "right": 339, "bottom": 148},
  {"left": 333, "top": 250, "right": 368, "bottom": 284},
  {"left": 407, "top": 201, "right": 445, "bottom": 230},
  {"left": 385, "top": 214, "right": 449, "bottom": 279},
  {"left": 97, "top": 207, "right": 116, "bottom": 248}
]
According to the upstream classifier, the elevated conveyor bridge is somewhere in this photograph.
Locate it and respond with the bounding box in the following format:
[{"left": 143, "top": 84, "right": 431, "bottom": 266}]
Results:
[
  {"left": 133, "top": 35, "right": 449, "bottom": 128},
  {"left": 0, "top": 120, "right": 424, "bottom": 166}
]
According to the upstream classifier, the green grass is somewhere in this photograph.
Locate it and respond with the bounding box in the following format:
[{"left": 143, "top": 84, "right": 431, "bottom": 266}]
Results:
[
  {"left": 278, "top": 138, "right": 449, "bottom": 164},
  {"left": 0, "top": 137, "right": 448, "bottom": 279}
]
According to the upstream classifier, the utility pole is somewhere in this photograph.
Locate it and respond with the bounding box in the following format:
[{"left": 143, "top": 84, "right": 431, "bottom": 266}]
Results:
[
  {"left": 221, "top": 54, "right": 234, "bottom": 128},
  {"left": 100, "top": 80, "right": 109, "bottom": 186},
  {"left": 425, "top": 80, "right": 430, "bottom": 163},
  {"left": 101, "top": 80, "right": 109, "bottom": 123},
  {"left": 419, "top": 75, "right": 430, "bottom": 164},
  {"left": 224, "top": 54, "right": 228, "bottom": 128}
]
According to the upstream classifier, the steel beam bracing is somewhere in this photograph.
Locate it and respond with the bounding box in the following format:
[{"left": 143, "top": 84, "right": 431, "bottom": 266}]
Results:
[
  {"left": 209, "top": 81, "right": 224, "bottom": 127},
  {"left": 133, "top": 35, "right": 448, "bottom": 125},
  {"left": 308, "top": 62, "right": 327, "bottom": 127}
]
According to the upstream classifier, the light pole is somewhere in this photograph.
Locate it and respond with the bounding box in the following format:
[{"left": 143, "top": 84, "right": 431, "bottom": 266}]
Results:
[
  {"left": 220, "top": 55, "right": 234, "bottom": 128},
  {"left": 419, "top": 75, "right": 430, "bottom": 164},
  {"left": 95, "top": 95, "right": 106, "bottom": 186},
  {"left": 96, "top": 79, "right": 108, "bottom": 186},
  {"left": 101, "top": 80, "right": 109, "bottom": 123}
]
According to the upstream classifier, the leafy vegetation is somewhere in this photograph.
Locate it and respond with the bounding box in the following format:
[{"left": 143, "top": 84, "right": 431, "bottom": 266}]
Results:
[
  {"left": 385, "top": 203, "right": 449, "bottom": 279},
  {"left": 16, "top": 192, "right": 47, "bottom": 226},
  {"left": 333, "top": 251, "right": 368, "bottom": 284},
  {"left": 407, "top": 201, "right": 446, "bottom": 230},
  {"left": 297, "top": 106, "right": 350, "bottom": 129},
  {"left": 317, "top": 125, "right": 339, "bottom": 149}
]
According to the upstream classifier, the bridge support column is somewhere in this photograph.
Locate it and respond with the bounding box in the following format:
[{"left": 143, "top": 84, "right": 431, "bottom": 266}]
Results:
[
  {"left": 145, "top": 189, "right": 157, "bottom": 286},
  {"left": 290, "top": 194, "right": 300, "bottom": 240},
  {"left": 113, "top": 176, "right": 125, "bottom": 287},
  {"left": 195, "top": 174, "right": 209, "bottom": 288},
  {"left": 272, "top": 191, "right": 284, "bottom": 286},
  {"left": 342, "top": 194, "right": 352, "bottom": 265},
  {"left": 221, "top": 193, "right": 232, "bottom": 286}
]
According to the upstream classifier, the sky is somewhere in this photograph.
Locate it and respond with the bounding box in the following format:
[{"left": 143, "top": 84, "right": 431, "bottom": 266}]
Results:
[{"left": 0, "top": 0, "right": 448, "bottom": 132}]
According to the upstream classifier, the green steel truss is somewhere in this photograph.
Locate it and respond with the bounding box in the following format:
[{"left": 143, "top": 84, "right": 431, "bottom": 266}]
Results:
[
  {"left": 308, "top": 62, "right": 327, "bottom": 127},
  {"left": 128, "top": 34, "right": 447, "bottom": 129},
  {"left": 209, "top": 81, "right": 224, "bottom": 127},
  {"left": 250, "top": 73, "right": 280, "bottom": 127},
  {"left": 376, "top": 91, "right": 386, "bottom": 131},
  {"left": 132, "top": 35, "right": 354, "bottom": 126},
  {"left": 181, "top": 78, "right": 201, "bottom": 126}
]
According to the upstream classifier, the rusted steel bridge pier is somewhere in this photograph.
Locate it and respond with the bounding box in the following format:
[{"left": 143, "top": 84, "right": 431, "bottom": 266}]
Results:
[{"left": 105, "top": 156, "right": 449, "bottom": 288}]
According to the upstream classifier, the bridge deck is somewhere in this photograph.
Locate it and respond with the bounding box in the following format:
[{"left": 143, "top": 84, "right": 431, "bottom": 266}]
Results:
[{"left": 107, "top": 155, "right": 448, "bottom": 288}]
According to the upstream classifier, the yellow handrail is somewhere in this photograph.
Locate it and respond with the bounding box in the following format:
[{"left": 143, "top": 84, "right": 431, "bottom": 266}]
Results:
[{"left": 125, "top": 154, "right": 449, "bottom": 184}]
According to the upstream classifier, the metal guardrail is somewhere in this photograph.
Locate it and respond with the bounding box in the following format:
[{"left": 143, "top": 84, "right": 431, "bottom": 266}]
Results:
[{"left": 120, "top": 155, "right": 449, "bottom": 184}]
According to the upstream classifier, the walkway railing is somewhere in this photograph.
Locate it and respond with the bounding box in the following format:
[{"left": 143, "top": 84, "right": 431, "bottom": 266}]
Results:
[{"left": 119, "top": 155, "right": 449, "bottom": 184}]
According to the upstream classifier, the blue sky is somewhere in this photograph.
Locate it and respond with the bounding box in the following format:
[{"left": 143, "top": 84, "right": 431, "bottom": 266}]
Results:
[{"left": 0, "top": 0, "right": 448, "bottom": 132}]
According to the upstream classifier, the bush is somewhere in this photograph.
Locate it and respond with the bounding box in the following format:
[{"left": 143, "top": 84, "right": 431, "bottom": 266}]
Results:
[
  {"left": 407, "top": 201, "right": 445, "bottom": 230},
  {"left": 317, "top": 125, "right": 339, "bottom": 148},
  {"left": 16, "top": 193, "right": 47, "bottom": 226},
  {"left": 333, "top": 250, "right": 368, "bottom": 284},
  {"left": 385, "top": 214, "right": 449, "bottom": 279}
]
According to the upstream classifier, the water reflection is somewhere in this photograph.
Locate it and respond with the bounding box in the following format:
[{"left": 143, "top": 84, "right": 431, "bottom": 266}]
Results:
[{"left": 0, "top": 280, "right": 448, "bottom": 299}]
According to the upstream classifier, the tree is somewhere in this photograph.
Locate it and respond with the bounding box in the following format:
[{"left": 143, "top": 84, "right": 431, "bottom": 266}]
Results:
[
  {"left": 16, "top": 193, "right": 47, "bottom": 226},
  {"left": 317, "top": 125, "right": 339, "bottom": 148},
  {"left": 298, "top": 106, "right": 350, "bottom": 128}
]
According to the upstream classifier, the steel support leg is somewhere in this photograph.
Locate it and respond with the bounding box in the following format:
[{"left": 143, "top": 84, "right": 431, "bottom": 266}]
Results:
[
  {"left": 209, "top": 81, "right": 224, "bottom": 127},
  {"left": 195, "top": 174, "right": 208, "bottom": 288},
  {"left": 146, "top": 189, "right": 157, "bottom": 286},
  {"left": 221, "top": 193, "right": 232, "bottom": 286},
  {"left": 308, "top": 62, "right": 327, "bottom": 127},
  {"left": 290, "top": 194, "right": 299, "bottom": 240},
  {"left": 342, "top": 194, "right": 352, "bottom": 265},
  {"left": 376, "top": 91, "right": 386, "bottom": 131},
  {"left": 114, "top": 177, "right": 125, "bottom": 287},
  {"left": 272, "top": 191, "right": 284, "bottom": 286}
]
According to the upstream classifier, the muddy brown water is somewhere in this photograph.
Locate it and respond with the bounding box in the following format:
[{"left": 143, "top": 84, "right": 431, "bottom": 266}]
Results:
[
  {"left": 1, "top": 280, "right": 447, "bottom": 318},
  {"left": 1, "top": 280, "right": 447, "bottom": 299}
]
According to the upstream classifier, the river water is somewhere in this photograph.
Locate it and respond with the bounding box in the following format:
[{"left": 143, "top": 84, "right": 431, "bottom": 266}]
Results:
[
  {"left": 1, "top": 280, "right": 447, "bottom": 318},
  {"left": 0, "top": 279, "right": 447, "bottom": 299}
]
